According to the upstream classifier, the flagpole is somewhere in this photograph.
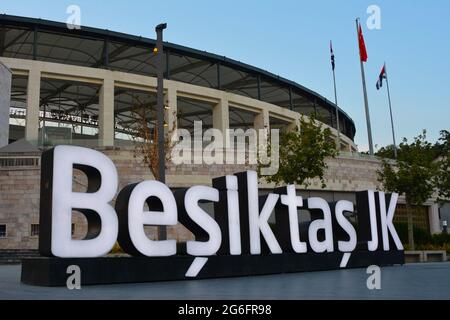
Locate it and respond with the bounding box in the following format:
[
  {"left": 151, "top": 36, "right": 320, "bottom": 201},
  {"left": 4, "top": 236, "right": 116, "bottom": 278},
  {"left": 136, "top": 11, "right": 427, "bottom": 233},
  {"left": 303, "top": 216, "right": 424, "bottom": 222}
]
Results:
[
  {"left": 356, "top": 18, "right": 374, "bottom": 155},
  {"left": 384, "top": 64, "right": 398, "bottom": 158},
  {"left": 332, "top": 58, "right": 341, "bottom": 151}
]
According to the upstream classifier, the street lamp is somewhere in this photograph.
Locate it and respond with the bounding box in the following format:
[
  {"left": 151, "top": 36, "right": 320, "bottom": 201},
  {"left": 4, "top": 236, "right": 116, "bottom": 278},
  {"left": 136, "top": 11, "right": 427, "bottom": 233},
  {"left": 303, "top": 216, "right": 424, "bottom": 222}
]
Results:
[
  {"left": 155, "top": 23, "right": 167, "bottom": 184},
  {"left": 155, "top": 23, "right": 167, "bottom": 240}
]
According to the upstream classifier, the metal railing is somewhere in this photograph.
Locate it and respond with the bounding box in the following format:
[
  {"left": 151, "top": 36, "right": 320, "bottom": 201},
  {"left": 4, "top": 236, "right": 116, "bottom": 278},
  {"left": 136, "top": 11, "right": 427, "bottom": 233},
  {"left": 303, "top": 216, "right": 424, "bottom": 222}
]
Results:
[{"left": 0, "top": 157, "right": 39, "bottom": 168}]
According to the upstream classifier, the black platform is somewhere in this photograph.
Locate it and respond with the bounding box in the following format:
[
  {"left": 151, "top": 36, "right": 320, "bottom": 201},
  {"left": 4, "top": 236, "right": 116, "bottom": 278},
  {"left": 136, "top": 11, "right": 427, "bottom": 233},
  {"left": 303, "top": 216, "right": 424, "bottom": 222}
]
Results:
[{"left": 21, "top": 251, "right": 404, "bottom": 287}]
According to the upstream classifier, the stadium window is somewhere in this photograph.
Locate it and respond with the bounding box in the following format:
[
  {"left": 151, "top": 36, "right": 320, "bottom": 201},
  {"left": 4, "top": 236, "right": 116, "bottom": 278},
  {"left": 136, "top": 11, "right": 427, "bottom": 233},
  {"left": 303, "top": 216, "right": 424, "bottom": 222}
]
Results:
[
  {"left": 219, "top": 64, "right": 259, "bottom": 100},
  {"left": 0, "top": 225, "right": 6, "bottom": 238},
  {"left": 31, "top": 224, "right": 39, "bottom": 237},
  {"left": 291, "top": 89, "right": 316, "bottom": 118},
  {"left": 108, "top": 41, "right": 158, "bottom": 76},
  {"left": 0, "top": 26, "right": 35, "bottom": 60},
  {"left": 72, "top": 224, "right": 75, "bottom": 236},
  {"left": 177, "top": 96, "right": 214, "bottom": 134},
  {"left": 259, "top": 77, "right": 291, "bottom": 109},
  {"left": 36, "top": 30, "right": 104, "bottom": 67},
  {"left": 168, "top": 53, "right": 218, "bottom": 89}
]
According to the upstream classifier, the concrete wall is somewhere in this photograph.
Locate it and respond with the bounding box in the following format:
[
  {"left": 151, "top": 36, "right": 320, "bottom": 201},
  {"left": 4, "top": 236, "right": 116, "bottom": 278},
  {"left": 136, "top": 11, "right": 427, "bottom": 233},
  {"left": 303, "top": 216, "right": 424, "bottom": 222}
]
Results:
[{"left": 0, "top": 62, "right": 12, "bottom": 148}]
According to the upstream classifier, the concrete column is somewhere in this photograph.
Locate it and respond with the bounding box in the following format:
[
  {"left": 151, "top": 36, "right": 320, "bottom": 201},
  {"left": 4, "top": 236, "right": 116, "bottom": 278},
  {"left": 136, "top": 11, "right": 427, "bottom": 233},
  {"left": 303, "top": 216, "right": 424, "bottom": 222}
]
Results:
[
  {"left": 212, "top": 97, "right": 229, "bottom": 154},
  {"left": 429, "top": 203, "right": 441, "bottom": 235},
  {"left": 213, "top": 98, "right": 229, "bottom": 132},
  {"left": 254, "top": 109, "right": 270, "bottom": 131},
  {"left": 253, "top": 109, "right": 271, "bottom": 171},
  {"left": 99, "top": 77, "right": 115, "bottom": 147},
  {"left": 25, "top": 69, "right": 41, "bottom": 144},
  {"left": 0, "top": 62, "right": 11, "bottom": 147},
  {"left": 287, "top": 119, "right": 300, "bottom": 132},
  {"left": 165, "top": 87, "right": 178, "bottom": 133}
]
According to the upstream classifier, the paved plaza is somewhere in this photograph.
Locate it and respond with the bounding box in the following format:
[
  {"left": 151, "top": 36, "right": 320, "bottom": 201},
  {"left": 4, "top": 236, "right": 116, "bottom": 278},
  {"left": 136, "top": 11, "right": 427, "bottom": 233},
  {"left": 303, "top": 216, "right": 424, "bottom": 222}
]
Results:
[{"left": 0, "top": 262, "right": 449, "bottom": 300}]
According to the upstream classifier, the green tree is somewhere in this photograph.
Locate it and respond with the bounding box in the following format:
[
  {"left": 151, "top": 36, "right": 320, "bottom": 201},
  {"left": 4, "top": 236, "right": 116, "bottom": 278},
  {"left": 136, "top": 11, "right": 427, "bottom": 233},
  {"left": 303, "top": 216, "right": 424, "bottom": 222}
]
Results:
[
  {"left": 435, "top": 130, "right": 450, "bottom": 203},
  {"left": 375, "top": 144, "right": 398, "bottom": 159},
  {"left": 377, "top": 130, "right": 438, "bottom": 250},
  {"left": 260, "top": 116, "right": 338, "bottom": 188}
]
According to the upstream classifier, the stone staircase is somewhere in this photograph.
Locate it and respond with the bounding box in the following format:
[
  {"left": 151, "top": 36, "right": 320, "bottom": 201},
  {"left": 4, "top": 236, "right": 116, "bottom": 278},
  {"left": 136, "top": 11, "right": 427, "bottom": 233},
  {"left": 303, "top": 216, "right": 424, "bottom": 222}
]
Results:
[{"left": 0, "top": 250, "right": 40, "bottom": 265}]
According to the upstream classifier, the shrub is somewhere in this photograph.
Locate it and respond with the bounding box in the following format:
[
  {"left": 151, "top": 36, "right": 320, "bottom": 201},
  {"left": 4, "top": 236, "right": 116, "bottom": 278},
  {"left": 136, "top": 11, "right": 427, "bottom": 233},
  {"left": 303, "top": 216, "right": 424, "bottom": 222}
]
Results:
[
  {"left": 393, "top": 222, "right": 432, "bottom": 246},
  {"left": 395, "top": 224, "right": 450, "bottom": 253},
  {"left": 415, "top": 243, "right": 450, "bottom": 253},
  {"left": 431, "top": 233, "right": 450, "bottom": 246}
]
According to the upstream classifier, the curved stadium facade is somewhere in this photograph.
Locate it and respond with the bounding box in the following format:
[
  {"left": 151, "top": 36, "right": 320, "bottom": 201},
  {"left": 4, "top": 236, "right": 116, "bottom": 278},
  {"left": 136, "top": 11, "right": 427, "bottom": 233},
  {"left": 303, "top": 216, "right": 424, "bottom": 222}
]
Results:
[
  {"left": 1, "top": 15, "right": 357, "bottom": 149},
  {"left": 0, "top": 15, "right": 442, "bottom": 251}
]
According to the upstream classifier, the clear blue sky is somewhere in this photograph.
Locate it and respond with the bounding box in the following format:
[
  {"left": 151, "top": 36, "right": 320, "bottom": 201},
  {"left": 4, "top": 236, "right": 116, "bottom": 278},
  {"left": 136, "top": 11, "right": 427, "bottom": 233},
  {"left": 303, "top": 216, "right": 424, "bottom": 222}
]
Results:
[{"left": 2, "top": 0, "right": 449, "bottom": 151}]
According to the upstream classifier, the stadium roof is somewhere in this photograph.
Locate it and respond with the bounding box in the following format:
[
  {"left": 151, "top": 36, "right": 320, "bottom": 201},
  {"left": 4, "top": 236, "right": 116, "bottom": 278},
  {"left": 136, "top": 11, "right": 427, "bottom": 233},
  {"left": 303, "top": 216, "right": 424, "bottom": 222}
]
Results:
[{"left": 0, "top": 14, "right": 356, "bottom": 140}]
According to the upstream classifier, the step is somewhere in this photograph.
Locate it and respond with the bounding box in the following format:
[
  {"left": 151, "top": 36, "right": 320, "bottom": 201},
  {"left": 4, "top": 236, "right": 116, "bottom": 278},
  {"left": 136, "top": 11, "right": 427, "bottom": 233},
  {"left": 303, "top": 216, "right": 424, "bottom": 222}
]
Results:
[
  {"left": 0, "top": 255, "right": 34, "bottom": 257},
  {"left": 0, "top": 259, "right": 21, "bottom": 265},
  {"left": 0, "top": 250, "right": 38, "bottom": 253}
]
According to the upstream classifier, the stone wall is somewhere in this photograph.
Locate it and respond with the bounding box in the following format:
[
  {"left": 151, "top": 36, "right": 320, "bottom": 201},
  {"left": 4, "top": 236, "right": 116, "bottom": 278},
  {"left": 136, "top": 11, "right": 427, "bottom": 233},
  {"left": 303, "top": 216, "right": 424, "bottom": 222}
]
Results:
[
  {"left": 0, "top": 164, "right": 40, "bottom": 249},
  {"left": 0, "top": 148, "right": 384, "bottom": 250}
]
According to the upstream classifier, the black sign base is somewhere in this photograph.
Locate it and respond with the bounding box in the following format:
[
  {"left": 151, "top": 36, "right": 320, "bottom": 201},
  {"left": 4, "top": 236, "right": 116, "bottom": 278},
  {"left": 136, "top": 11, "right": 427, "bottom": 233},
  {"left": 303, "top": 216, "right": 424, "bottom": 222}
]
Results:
[{"left": 21, "top": 251, "right": 404, "bottom": 287}]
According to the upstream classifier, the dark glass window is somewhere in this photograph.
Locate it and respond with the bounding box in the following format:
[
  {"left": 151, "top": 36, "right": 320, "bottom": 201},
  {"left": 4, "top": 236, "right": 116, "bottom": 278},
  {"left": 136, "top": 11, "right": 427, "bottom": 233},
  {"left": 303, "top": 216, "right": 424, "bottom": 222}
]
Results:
[
  {"left": 0, "top": 25, "right": 34, "bottom": 60},
  {"left": 39, "top": 78, "right": 101, "bottom": 146},
  {"left": 36, "top": 31, "right": 104, "bottom": 67},
  {"left": 114, "top": 87, "right": 157, "bottom": 142},
  {"left": 220, "top": 64, "right": 258, "bottom": 100},
  {"left": 0, "top": 225, "right": 6, "bottom": 238},
  {"left": 260, "top": 77, "right": 290, "bottom": 109},
  {"left": 229, "top": 107, "right": 258, "bottom": 131},
  {"left": 169, "top": 52, "right": 217, "bottom": 88},
  {"left": 108, "top": 41, "right": 157, "bottom": 76},
  {"left": 177, "top": 96, "right": 214, "bottom": 133},
  {"left": 291, "top": 89, "right": 316, "bottom": 118},
  {"left": 270, "top": 116, "right": 292, "bottom": 132},
  {"left": 315, "top": 104, "right": 333, "bottom": 128},
  {"left": 31, "top": 224, "right": 39, "bottom": 237}
]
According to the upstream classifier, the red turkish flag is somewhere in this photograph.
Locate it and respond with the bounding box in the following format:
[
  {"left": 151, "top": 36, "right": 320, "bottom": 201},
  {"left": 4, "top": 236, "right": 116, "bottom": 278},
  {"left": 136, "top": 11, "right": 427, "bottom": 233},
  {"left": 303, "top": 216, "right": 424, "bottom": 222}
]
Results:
[{"left": 358, "top": 24, "right": 368, "bottom": 62}]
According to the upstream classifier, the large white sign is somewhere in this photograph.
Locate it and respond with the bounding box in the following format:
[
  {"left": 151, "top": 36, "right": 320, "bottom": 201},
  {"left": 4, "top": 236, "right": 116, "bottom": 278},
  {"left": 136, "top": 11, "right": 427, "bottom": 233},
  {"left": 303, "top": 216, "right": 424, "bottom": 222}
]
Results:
[{"left": 39, "top": 146, "right": 403, "bottom": 261}]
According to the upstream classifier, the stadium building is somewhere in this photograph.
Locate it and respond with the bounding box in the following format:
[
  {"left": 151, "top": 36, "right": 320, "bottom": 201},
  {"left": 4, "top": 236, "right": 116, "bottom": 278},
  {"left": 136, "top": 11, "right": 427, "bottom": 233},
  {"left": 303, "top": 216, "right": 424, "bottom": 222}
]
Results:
[{"left": 0, "top": 15, "right": 443, "bottom": 252}]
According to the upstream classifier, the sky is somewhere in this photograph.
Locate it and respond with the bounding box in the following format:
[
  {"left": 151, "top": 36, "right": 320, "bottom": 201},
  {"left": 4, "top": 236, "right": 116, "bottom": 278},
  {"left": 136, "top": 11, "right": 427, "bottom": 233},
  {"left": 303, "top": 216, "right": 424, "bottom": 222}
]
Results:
[{"left": 1, "top": 0, "right": 449, "bottom": 152}]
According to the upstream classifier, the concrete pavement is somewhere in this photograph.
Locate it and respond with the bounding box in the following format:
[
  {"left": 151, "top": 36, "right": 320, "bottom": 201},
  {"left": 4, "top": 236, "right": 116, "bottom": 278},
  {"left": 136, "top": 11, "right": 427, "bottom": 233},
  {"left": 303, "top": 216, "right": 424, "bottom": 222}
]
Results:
[{"left": 0, "top": 262, "right": 449, "bottom": 300}]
